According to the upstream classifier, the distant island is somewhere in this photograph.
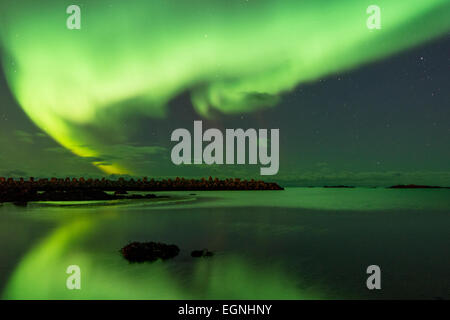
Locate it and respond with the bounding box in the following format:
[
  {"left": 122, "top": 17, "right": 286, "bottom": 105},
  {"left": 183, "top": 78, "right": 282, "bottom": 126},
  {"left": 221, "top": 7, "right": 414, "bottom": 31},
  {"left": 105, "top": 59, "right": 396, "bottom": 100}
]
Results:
[
  {"left": 388, "top": 184, "right": 448, "bottom": 189},
  {"left": 0, "top": 176, "right": 283, "bottom": 204},
  {"left": 323, "top": 185, "right": 355, "bottom": 188}
]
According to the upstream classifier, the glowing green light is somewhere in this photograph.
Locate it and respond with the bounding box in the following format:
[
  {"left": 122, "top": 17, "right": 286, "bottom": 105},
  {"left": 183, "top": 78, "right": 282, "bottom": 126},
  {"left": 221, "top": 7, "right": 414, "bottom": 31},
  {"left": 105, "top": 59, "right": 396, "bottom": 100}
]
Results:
[{"left": 0, "top": 0, "right": 448, "bottom": 174}]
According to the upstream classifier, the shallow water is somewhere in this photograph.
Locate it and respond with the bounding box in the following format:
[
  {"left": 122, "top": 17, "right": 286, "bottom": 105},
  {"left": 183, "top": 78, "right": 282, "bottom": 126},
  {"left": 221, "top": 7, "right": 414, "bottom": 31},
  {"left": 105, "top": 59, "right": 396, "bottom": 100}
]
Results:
[{"left": 0, "top": 188, "right": 449, "bottom": 299}]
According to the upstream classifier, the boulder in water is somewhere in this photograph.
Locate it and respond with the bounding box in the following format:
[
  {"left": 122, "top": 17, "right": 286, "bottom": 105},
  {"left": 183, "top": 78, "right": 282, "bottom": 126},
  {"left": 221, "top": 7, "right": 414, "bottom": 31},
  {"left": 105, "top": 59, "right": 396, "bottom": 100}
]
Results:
[
  {"left": 121, "top": 241, "right": 180, "bottom": 262},
  {"left": 191, "top": 249, "right": 214, "bottom": 258}
]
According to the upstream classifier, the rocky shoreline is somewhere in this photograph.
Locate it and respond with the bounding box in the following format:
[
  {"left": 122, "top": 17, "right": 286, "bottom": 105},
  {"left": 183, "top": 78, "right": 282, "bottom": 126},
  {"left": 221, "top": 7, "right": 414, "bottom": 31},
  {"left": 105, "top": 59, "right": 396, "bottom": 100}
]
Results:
[
  {"left": 0, "top": 189, "right": 163, "bottom": 205},
  {"left": 0, "top": 176, "right": 284, "bottom": 203}
]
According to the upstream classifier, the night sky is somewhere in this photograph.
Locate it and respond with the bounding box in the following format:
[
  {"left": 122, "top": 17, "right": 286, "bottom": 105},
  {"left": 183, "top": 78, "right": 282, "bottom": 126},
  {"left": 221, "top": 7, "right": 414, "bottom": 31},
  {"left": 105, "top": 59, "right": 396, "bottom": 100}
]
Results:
[{"left": 0, "top": 0, "right": 449, "bottom": 186}]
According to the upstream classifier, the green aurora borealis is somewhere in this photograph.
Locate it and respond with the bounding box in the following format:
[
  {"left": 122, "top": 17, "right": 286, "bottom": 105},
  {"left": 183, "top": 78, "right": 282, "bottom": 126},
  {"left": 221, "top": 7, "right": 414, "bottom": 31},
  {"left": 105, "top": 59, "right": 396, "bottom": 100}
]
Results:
[{"left": 0, "top": 0, "right": 449, "bottom": 184}]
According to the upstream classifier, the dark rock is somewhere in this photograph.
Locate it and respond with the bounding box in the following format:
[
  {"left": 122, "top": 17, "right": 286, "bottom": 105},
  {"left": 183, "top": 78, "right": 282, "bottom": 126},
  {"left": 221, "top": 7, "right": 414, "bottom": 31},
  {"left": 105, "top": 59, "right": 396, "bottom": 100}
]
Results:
[
  {"left": 121, "top": 242, "right": 180, "bottom": 263},
  {"left": 13, "top": 201, "right": 28, "bottom": 207},
  {"left": 191, "top": 249, "right": 214, "bottom": 258},
  {"left": 39, "top": 189, "right": 113, "bottom": 201}
]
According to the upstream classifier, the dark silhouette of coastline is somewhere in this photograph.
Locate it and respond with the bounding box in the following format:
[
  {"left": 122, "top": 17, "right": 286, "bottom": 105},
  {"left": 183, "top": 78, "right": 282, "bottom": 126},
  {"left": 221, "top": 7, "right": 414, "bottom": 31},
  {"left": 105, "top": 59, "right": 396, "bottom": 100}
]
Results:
[{"left": 0, "top": 176, "right": 283, "bottom": 203}]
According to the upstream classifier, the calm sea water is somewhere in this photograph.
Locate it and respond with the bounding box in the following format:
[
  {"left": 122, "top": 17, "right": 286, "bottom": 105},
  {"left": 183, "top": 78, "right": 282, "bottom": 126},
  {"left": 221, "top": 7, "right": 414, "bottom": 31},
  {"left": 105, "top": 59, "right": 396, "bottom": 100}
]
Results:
[{"left": 0, "top": 188, "right": 449, "bottom": 299}]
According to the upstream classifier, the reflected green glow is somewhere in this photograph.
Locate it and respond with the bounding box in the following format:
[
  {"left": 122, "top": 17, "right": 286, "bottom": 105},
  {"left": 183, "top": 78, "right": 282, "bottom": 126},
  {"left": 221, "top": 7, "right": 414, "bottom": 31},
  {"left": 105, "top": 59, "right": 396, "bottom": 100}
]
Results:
[
  {"left": 2, "top": 188, "right": 449, "bottom": 299},
  {"left": 2, "top": 219, "right": 187, "bottom": 299},
  {"left": 191, "top": 257, "right": 313, "bottom": 299},
  {"left": 3, "top": 211, "right": 318, "bottom": 299},
  {"left": 0, "top": 0, "right": 449, "bottom": 173},
  {"left": 3, "top": 219, "right": 95, "bottom": 299},
  {"left": 143, "top": 188, "right": 450, "bottom": 212}
]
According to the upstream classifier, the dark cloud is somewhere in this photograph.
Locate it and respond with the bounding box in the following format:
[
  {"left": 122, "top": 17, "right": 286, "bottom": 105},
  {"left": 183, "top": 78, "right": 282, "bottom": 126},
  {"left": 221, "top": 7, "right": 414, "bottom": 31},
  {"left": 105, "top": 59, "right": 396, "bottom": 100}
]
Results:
[
  {"left": 35, "top": 132, "right": 48, "bottom": 138},
  {"left": 1, "top": 170, "right": 28, "bottom": 177},
  {"left": 97, "top": 144, "right": 167, "bottom": 163},
  {"left": 14, "top": 130, "right": 33, "bottom": 144}
]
